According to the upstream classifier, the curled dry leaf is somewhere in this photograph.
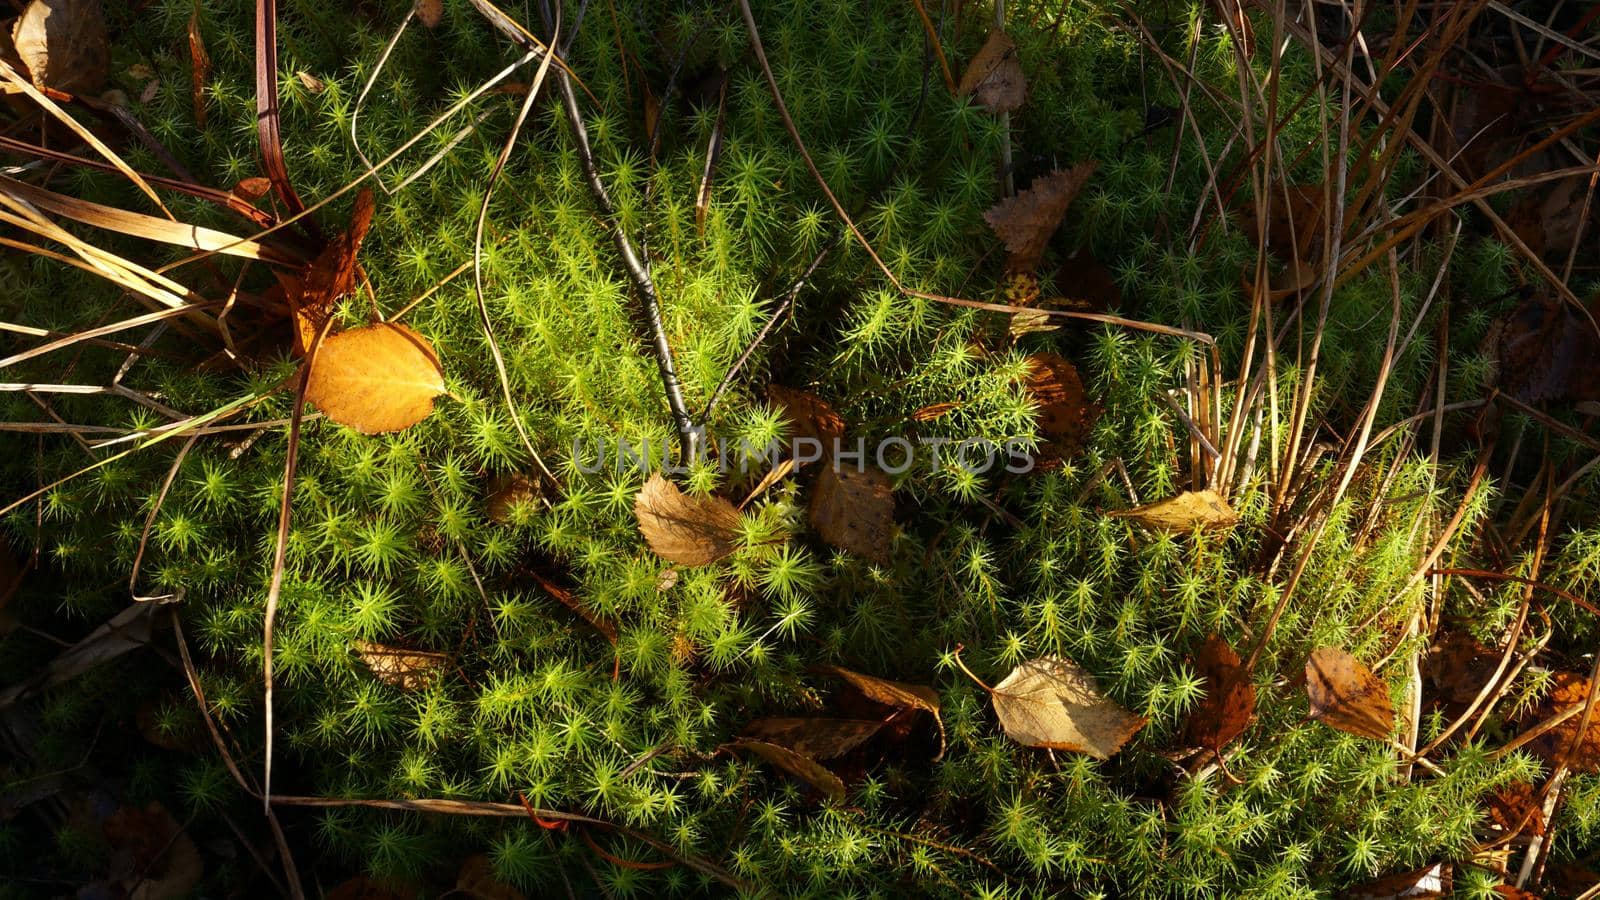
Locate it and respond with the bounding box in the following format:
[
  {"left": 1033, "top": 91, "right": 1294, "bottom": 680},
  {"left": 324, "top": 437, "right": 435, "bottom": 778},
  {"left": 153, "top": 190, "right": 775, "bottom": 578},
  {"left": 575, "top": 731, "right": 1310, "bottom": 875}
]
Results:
[
  {"left": 911, "top": 402, "right": 960, "bottom": 422},
  {"left": 456, "top": 854, "right": 526, "bottom": 900},
  {"left": 281, "top": 187, "right": 376, "bottom": 354},
  {"left": 1237, "top": 180, "right": 1329, "bottom": 300},
  {"left": 1184, "top": 634, "right": 1255, "bottom": 753},
  {"left": 1022, "top": 353, "right": 1096, "bottom": 470},
  {"left": 956, "top": 28, "right": 1026, "bottom": 114},
  {"left": 1523, "top": 670, "right": 1600, "bottom": 772},
  {"left": 1304, "top": 647, "right": 1395, "bottom": 741},
  {"left": 1486, "top": 782, "right": 1545, "bottom": 837},
  {"left": 733, "top": 739, "right": 846, "bottom": 802},
  {"left": 984, "top": 163, "right": 1098, "bottom": 272},
  {"left": 1344, "top": 863, "right": 1451, "bottom": 900},
  {"left": 305, "top": 322, "right": 446, "bottom": 433},
  {"left": 1425, "top": 629, "right": 1500, "bottom": 705},
  {"left": 742, "top": 717, "right": 883, "bottom": 760},
  {"left": 415, "top": 0, "right": 444, "bottom": 29},
  {"left": 634, "top": 473, "right": 743, "bottom": 567},
  {"left": 1481, "top": 293, "right": 1600, "bottom": 405},
  {"left": 232, "top": 176, "right": 272, "bottom": 202},
  {"left": 808, "top": 464, "right": 894, "bottom": 565},
  {"left": 991, "top": 656, "right": 1147, "bottom": 759},
  {"left": 353, "top": 639, "right": 447, "bottom": 690},
  {"left": 1109, "top": 490, "right": 1238, "bottom": 532},
  {"left": 296, "top": 70, "right": 326, "bottom": 93},
  {"left": 12, "top": 0, "right": 108, "bottom": 95},
  {"left": 818, "top": 664, "right": 945, "bottom": 758},
  {"left": 767, "top": 384, "right": 846, "bottom": 449}
]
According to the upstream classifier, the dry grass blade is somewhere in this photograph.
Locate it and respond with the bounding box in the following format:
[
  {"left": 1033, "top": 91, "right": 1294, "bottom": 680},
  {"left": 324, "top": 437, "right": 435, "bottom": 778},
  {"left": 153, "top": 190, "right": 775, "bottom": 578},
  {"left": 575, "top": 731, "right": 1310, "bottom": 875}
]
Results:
[
  {"left": 0, "top": 58, "right": 172, "bottom": 218},
  {"left": 0, "top": 174, "right": 295, "bottom": 263},
  {"left": 255, "top": 0, "right": 312, "bottom": 228}
]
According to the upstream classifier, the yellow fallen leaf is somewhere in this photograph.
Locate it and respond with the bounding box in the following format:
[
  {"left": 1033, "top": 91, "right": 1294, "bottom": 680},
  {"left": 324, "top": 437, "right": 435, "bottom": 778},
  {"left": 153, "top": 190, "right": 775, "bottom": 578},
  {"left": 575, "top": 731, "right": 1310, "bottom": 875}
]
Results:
[
  {"left": 991, "top": 656, "right": 1146, "bottom": 759},
  {"left": 1108, "top": 489, "right": 1238, "bottom": 531},
  {"left": 634, "top": 473, "right": 742, "bottom": 567},
  {"left": 304, "top": 322, "right": 446, "bottom": 434}
]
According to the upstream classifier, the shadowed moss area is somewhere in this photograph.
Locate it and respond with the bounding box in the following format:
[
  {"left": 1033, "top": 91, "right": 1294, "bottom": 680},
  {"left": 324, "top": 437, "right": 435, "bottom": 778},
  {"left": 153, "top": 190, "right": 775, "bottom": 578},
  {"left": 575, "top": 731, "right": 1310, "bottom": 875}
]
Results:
[{"left": 2, "top": 1, "right": 1598, "bottom": 897}]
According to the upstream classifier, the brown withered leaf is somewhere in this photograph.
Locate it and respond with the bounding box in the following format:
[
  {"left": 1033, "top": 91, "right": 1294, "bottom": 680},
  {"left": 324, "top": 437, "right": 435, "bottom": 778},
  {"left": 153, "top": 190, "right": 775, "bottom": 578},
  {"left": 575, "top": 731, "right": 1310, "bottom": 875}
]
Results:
[
  {"left": 1425, "top": 629, "right": 1500, "bottom": 706},
  {"left": 635, "top": 473, "right": 743, "bottom": 567},
  {"left": 304, "top": 322, "right": 446, "bottom": 433},
  {"left": 1054, "top": 250, "right": 1122, "bottom": 313},
  {"left": 1108, "top": 490, "right": 1239, "bottom": 532},
  {"left": 808, "top": 464, "right": 893, "bottom": 564},
  {"left": 284, "top": 187, "right": 376, "bottom": 354},
  {"left": 956, "top": 29, "right": 1025, "bottom": 114},
  {"left": 767, "top": 384, "right": 846, "bottom": 450},
  {"left": 353, "top": 640, "right": 447, "bottom": 690},
  {"left": 733, "top": 739, "right": 846, "bottom": 802},
  {"left": 12, "top": 0, "right": 108, "bottom": 96},
  {"left": 103, "top": 802, "right": 202, "bottom": 900},
  {"left": 527, "top": 567, "right": 618, "bottom": 644},
  {"left": 1236, "top": 181, "right": 1331, "bottom": 300},
  {"left": 486, "top": 472, "right": 541, "bottom": 524},
  {"left": 456, "top": 854, "right": 525, "bottom": 900},
  {"left": 415, "top": 0, "right": 444, "bottom": 29},
  {"left": 1344, "top": 863, "right": 1451, "bottom": 899},
  {"left": 911, "top": 402, "right": 960, "bottom": 422},
  {"left": 1481, "top": 293, "right": 1600, "bottom": 405},
  {"left": 1509, "top": 174, "right": 1587, "bottom": 259},
  {"left": 984, "top": 163, "right": 1098, "bottom": 272},
  {"left": 1486, "top": 781, "right": 1545, "bottom": 837},
  {"left": 1184, "top": 635, "right": 1255, "bottom": 753},
  {"left": 232, "top": 176, "right": 272, "bottom": 202},
  {"left": 1305, "top": 647, "right": 1395, "bottom": 741},
  {"left": 296, "top": 69, "right": 326, "bottom": 93},
  {"left": 991, "top": 656, "right": 1147, "bottom": 759},
  {"left": 998, "top": 270, "right": 1041, "bottom": 307},
  {"left": 1490, "top": 887, "right": 1539, "bottom": 900},
  {"left": 1023, "top": 353, "right": 1096, "bottom": 469},
  {"left": 742, "top": 718, "right": 883, "bottom": 760},
  {"left": 1524, "top": 670, "right": 1600, "bottom": 772},
  {"left": 187, "top": 6, "right": 209, "bottom": 126},
  {"left": 818, "top": 664, "right": 945, "bottom": 757}
]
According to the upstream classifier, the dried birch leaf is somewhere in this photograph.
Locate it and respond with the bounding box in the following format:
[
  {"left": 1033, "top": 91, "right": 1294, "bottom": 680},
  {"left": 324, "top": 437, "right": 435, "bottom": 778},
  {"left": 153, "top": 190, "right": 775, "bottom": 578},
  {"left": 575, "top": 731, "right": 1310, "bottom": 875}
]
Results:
[
  {"left": 286, "top": 187, "right": 375, "bottom": 354},
  {"left": 733, "top": 739, "right": 846, "bottom": 802},
  {"left": 1481, "top": 294, "right": 1600, "bottom": 405},
  {"left": 818, "top": 664, "right": 945, "bottom": 757},
  {"left": 415, "top": 0, "right": 444, "bottom": 29},
  {"left": 456, "top": 854, "right": 525, "bottom": 900},
  {"left": 767, "top": 384, "right": 846, "bottom": 448},
  {"left": 1487, "top": 782, "right": 1545, "bottom": 836},
  {"left": 1184, "top": 634, "right": 1255, "bottom": 753},
  {"left": 991, "top": 656, "right": 1147, "bottom": 759},
  {"left": 304, "top": 322, "right": 446, "bottom": 434},
  {"left": 296, "top": 70, "right": 326, "bottom": 93},
  {"left": 1108, "top": 490, "right": 1238, "bottom": 532},
  {"left": 12, "top": 0, "right": 108, "bottom": 95},
  {"left": 485, "top": 472, "right": 540, "bottom": 524},
  {"left": 1022, "top": 353, "right": 1096, "bottom": 469},
  {"left": 634, "top": 473, "right": 742, "bottom": 567},
  {"left": 103, "top": 802, "right": 202, "bottom": 900},
  {"left": 808, "top": 464, "right": 893, "bottom": 564},
  {"left": 984, "top": 163, "right": 1098, "bottom": 272},
  {"left": 232, "top": 176, "right": 272, "bottom": 202},
  {"left": 1525, "top": 671, "right": 1600, "bottom": 771},
  {"left": 957, "top": 28, "right": 1025, "bottom": 114},
  {"left": 1304, "top": 647, "right": 1395, "bottom": 741},
  {"left": 742, "top": 717, "right": 883, "bottom": 760},
  {"left": 353, "top": 640, "right": 447, "bottom": 690}
]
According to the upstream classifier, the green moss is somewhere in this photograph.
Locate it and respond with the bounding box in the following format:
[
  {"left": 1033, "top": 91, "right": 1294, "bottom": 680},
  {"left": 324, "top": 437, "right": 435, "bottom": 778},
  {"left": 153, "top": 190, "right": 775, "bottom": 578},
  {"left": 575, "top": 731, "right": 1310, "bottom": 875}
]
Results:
[{"left": 1, "top": 1, "right": 1592, "bottom": 896}]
